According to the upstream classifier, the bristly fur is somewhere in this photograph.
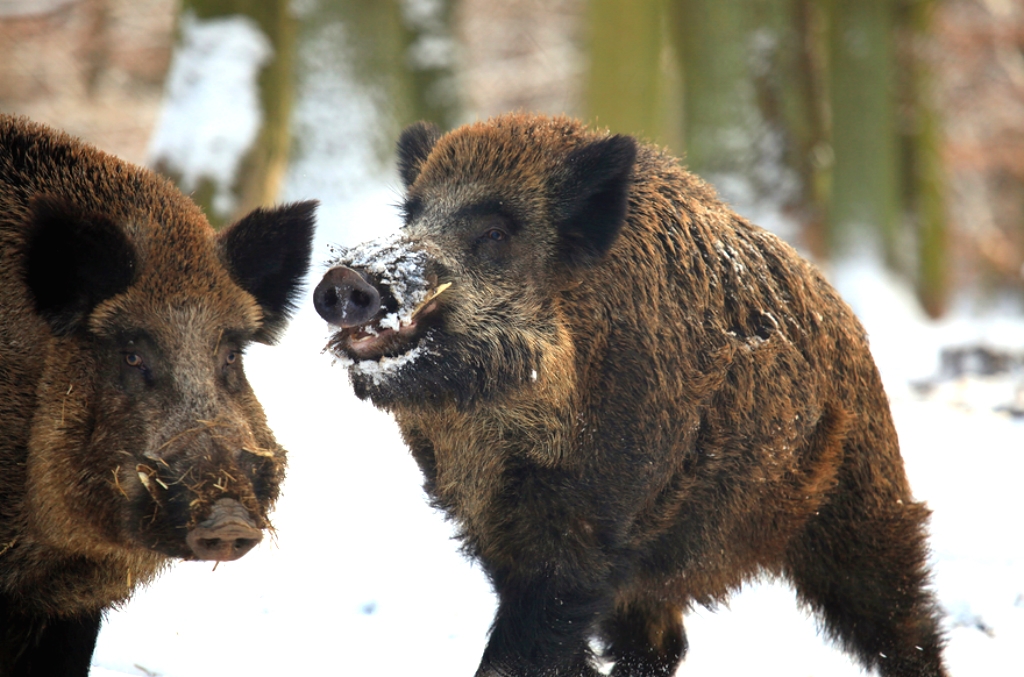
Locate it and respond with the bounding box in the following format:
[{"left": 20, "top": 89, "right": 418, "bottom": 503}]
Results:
[
  {"left": 328, "top": 113, "right": 948, "bottom": 677},
  {"left": 0, "top": 114, "right": 315, "bottom": 675}
]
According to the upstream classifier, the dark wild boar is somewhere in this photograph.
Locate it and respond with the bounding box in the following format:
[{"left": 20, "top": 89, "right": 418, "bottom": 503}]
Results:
[
  {"left": 0, "top": 115, "right": 316, "bottom": 676},
  {"left": 314, "top": 114, "right": 948, "bottom": 677}
]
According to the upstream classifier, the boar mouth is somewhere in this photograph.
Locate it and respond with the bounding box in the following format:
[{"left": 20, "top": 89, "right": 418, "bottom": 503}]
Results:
[{"left": 330, "top": 287, "right": 448, "bottom": 361}]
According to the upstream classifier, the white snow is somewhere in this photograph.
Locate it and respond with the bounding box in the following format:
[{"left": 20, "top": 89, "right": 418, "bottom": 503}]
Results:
[
  {"left": 90, "top": 15, "right": 1023, "bottom": 675},
  {"left": 349, "top": 343, "right": 429, "bottom": 385},
  {"left": 147, "top": 11, "right": 273, "bottom": 218},
  {"left": 91, "top": 230, "right": 1024, "bottom": 676},
  {"left": 90, "top": 197, "right": 1024, "bottom": 677},
  {"left": 329, "top": 233, "right": 433, "bottom": 320}
]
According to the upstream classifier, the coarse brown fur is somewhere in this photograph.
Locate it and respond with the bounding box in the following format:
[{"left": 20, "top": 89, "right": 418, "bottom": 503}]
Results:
[
  {"left": 0, "top": 115, "right": 316, "bottom": 676},
  {"left": 321, "top": 113, "right": 947, "bottom": 677}
]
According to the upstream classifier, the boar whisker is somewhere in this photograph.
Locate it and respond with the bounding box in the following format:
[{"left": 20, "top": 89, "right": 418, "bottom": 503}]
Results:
[
  {"left": 151, "top": 418, "right": 239, "bottom": 458},
  {"left": 111, "top": 466, "right": 129, "bottom": 499},
  {"left": 264, "top": 524, "right": 279, "bottom": 548},
  {"left": 241, "top": 445, "right": 276, "bottom": 458},
  {"left": 58, "top": 383, "right": 74, "bottom": 425},
  {"left": 195, "top": 418, "right": 233, "bottom": 430},
  {"left": 0, "top": 537, "right": 18, "bottom": 558},
  {"left": 153, "top": 426, "right": 207, "bottom": 455}
]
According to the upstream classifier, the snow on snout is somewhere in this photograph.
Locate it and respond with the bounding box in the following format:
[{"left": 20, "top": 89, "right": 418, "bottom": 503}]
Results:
[
  {"left": 328, "top": 234, "right": 434, "bottom": 331},
  {"left": 324, "top": 235, "right": 452, "bottom": 384}
]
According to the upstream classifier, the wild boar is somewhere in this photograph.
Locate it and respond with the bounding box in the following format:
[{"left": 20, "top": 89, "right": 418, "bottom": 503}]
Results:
[
  {"left": 314, "top": 113, "right": 947, "bottom": 677},
  {"left": 0, "top": 114, "right": 315, "bottom": 676}
]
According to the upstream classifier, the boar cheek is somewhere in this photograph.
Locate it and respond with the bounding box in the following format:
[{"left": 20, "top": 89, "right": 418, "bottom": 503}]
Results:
[{"left": 23, "top": 345, "right": 133, "bottom": 556}]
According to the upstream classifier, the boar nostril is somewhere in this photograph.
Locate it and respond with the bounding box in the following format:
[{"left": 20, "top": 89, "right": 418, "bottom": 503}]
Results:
[
  {"left": 317, "top": 285, "right": 340, "bottom": 309},
  {"left": 232, "top": 537, "right": 260, "bottom": 552},
  {"left": 349, "top": 288, "right": 374, "bottom": 311},
  {"left": 196, "top": 536, "right": 260, "bottom": 557},
  {"left": 314, "top": 266, "right": 382, "bottom": 327}
]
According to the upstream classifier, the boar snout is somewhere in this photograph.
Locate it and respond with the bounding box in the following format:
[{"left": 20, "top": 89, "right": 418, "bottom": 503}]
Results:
[
  {"left": 186, "top": 498, "right": 263, "bottom": 562},
  {"left": 314, "top": 266, "right": 381, "bottom": 327}
]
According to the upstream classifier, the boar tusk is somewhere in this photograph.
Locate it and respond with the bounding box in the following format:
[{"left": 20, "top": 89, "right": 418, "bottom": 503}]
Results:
[{"left": 410, "top": 282, "right": 452, "bottom": 319}]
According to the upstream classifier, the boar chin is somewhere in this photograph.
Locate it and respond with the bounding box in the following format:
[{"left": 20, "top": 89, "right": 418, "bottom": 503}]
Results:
[{"left": 345, "top": 329, "right": 541, "bottom": 412}]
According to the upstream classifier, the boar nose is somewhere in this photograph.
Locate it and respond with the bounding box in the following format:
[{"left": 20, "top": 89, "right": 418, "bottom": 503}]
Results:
[
  {"left": 186, "top": 498, "right": 263, "bottom": 562},
  {"left": 314, "top": 266, "right": 382, "bottom": 327}
]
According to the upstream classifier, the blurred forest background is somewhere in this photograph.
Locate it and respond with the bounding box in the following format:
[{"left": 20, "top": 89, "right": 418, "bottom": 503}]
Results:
[{"left": 1, "top": 0, "right": 1023, "bottom": 319}]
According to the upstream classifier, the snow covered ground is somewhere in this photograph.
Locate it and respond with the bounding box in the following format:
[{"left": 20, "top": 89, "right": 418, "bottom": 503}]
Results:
[
  {"left": 90, "top": 12, "right": 1023, "bottom": 676},
  {"left": 90, "top": 194, "right": 1024, "bottom": 677}
]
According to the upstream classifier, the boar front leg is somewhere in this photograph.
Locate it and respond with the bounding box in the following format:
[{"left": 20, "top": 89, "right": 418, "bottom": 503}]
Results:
[
  {"left": 1, "top": 608, "right": 101, "bottom": 677},
  {"left": 599, "top": 600, "right": 687, "bottom": 677},
  {"left": 476, "top": 568, "right": 608, "bottom": 677}
]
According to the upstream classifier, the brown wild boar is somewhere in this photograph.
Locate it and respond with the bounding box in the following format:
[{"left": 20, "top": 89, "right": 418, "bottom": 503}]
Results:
[
  {"left": 314, "top": 114, "right": 948, "bottom": 677},
  {"left": 0, "top": 115, "right": 316, "bottom": 676}
]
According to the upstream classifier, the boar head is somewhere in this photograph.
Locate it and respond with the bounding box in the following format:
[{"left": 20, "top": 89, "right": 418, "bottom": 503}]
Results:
[
  {"left": 316, "top": 117, "right": 635, "bottom": 411},
  {"left": 21, "top": 197, "right": 315, "bottom": 564}
]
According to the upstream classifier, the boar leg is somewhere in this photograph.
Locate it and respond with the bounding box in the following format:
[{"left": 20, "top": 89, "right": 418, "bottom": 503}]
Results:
[
  {"left": 2, "top": 609, "right": 101, "bottom": 677},
  {"left": 476, "top": 572, "right": 606, "bottom": 677},
  {"left": 600, "top": 601, "right": 686, "bottom": 677},
  {"left": 784, "top": 488, "right": 947, "bottom": 677}
]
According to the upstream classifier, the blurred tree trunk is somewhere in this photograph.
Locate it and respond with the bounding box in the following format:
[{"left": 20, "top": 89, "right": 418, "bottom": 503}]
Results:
[
  {"left": 590, "top": 0, "right": 953, "bottom": 316},
  {"left": 397, "top": 0, "right": 463, "bottom": 131},
  {"left": 898, "top": 0, "right": 948, "bottom": 317},
  {"left": 769, "top": 0, "right": 832, "bottom": 261},
  {"left": 314, "top": 0, "right": 461, "bottom": 147},
  {"left": 828, "top": 0, "right": 900, "bottom": 259},
  {"left": 586, "top": 0, "right": 676, "bottom": 148},
  {"left": 667, "top": 0, "right": 761, "bottom": 179}
]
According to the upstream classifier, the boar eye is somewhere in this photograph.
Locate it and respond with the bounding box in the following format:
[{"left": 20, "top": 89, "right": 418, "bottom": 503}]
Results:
[
  {"left": 225, "top": 350, "right": 238, "bottom": 365},
  {"left": 483, "top": 227, "right": 508, "bottom": 242},
  {"left": 124, "top": 352, "right": 144, "bottom": 368}
]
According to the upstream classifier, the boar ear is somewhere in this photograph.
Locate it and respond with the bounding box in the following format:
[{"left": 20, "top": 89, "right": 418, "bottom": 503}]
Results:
[
  {"left": 554, "top": 135, "right": 637, "bottom": 267},
  {"left": 24, "top": 196, "right": 137, "bottom": 336},
  {"left": 218, "top": 201, "right": 318, "bottom": 345},
  {"left": 397, "top": 121, "right": 442, "bottom": 188}
]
